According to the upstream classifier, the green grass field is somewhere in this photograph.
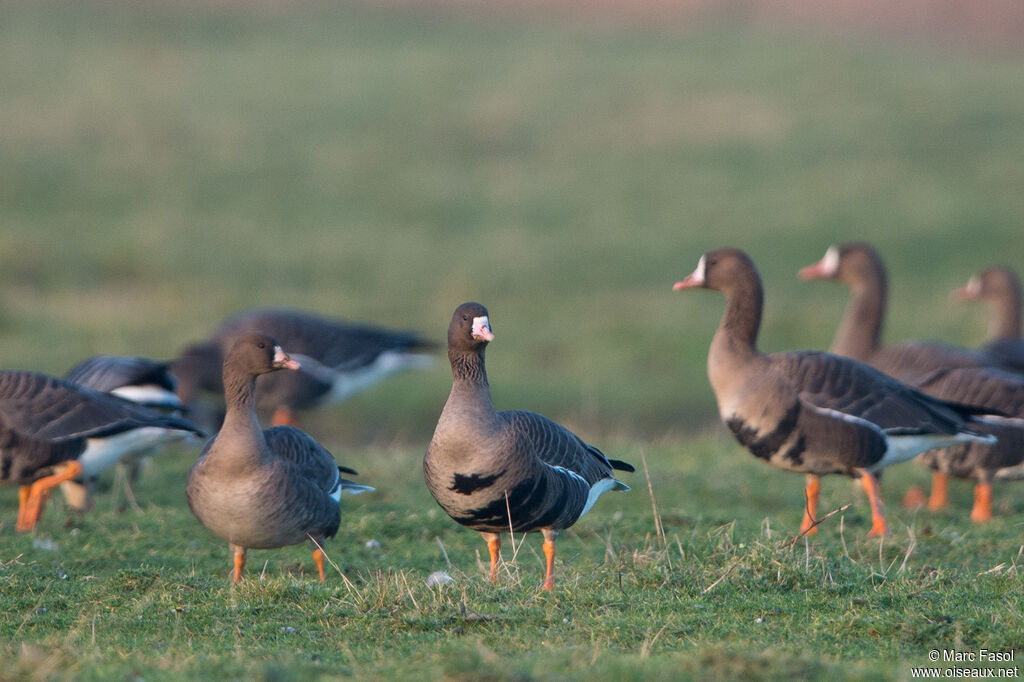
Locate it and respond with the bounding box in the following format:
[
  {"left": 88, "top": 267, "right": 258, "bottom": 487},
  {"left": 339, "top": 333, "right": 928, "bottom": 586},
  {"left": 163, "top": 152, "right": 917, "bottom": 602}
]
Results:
[
  {"left": 1, "top": 1, "right": 1023, "bottom": 679},
  {"left": 2, "top": 437, "right": 1022, "bottom": 680}
]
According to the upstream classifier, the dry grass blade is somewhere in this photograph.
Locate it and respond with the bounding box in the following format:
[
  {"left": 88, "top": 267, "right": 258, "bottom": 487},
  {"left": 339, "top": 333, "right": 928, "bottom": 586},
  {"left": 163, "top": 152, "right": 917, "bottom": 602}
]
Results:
[
  {"left": 436, "top": 536, "right": 452, "bottom": 568},
  {"left": 702, "top": 559, "right": 741, "bottom": 594},
  {"left": 978, "top": 563, "right": 1008, "bottom": 576},
  {"left": 307, "top": 534, "right": 359, "bottom": 596},
  {"left": 640, "top": 449, "right": 665, "bottom": 547},
  {"left": 898, "top": 527, "right": 916, "bottom": 573},
  {"left": 777, "top": 504, "right": 852, "bottom": 549}
]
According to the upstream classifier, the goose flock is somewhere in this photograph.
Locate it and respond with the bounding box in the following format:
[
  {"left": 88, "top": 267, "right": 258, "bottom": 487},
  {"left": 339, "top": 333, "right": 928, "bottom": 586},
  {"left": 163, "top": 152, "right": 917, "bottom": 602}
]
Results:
[{"left": 2, "top": 248, "right": 1022, "bottom": 590}]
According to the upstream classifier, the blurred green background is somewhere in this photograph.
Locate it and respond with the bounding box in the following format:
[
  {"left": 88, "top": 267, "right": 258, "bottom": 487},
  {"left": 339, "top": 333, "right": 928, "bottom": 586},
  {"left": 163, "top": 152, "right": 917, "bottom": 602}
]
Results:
[{"left": 2, "top": 0, "right": 1023, "bottom": 445}]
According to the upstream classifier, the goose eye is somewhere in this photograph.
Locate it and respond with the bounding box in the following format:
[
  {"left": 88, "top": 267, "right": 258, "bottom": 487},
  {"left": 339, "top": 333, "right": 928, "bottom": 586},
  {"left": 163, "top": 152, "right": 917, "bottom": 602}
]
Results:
[{"left": 257, "top": 342, "right": 266, "bottom": 349}]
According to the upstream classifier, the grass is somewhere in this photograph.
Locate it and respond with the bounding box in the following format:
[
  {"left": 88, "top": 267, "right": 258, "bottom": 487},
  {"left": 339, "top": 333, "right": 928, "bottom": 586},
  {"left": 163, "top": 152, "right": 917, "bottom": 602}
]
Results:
[
  {"left": 1, "top": 0, "right": 1024, "bottom": 678},
  {"left": 2, "top": 436, "right": 1022, "bottom": 680}
]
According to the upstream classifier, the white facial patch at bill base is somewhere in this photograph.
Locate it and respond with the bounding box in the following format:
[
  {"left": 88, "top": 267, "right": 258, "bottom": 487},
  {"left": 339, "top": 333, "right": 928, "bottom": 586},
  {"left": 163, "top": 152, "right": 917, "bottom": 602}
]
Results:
[
  {"left": 472, "top": 316, "right": 494, "bottom": 342},
  {"left": 964, "top": 276, "right": 982, "bottom": 297},
  {"left": 820, "top": 245, "right": 840, "bottom": 277},
  {"left": 692, "top": 255, "right": 706, "bottom": 285}
]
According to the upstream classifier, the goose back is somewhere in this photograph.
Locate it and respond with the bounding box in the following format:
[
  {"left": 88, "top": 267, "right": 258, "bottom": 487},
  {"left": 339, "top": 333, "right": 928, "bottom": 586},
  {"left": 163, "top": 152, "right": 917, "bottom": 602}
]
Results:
[
  {"left": 176, "top": 307, "right": 434, "bottom": 412},
  {"left": 0, "top": 370, "right": 200, "bottom": 485}
]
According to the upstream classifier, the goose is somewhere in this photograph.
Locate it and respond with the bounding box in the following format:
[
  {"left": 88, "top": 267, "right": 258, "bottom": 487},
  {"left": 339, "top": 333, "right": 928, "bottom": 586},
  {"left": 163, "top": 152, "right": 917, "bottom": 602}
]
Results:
[
  {"left": 174, "top": 307, "right": 435, "bottom": 427},
  {"left": 954, "top": 266, "right": 1024, "bottom": 375},
  {"left": 185, "top": 333, "right": 372, "bottom": 583},
  {"left": 0, "top": 370, "right": 203, "bottom": 531},
  {"left": 674, "top": 248, "right": 992, "bottom": 536},
  {"left": 424, "top": 303, "right": 633, "bottom": 591},
  {"left": 797, "top": 243, "right": 1012, "bottom": 383},
  {"left": 61, "top": 355, "right": 194, "bottom": 511},
  {"left": 800, "top": 243, "right": 1024, "bottom": 520}
]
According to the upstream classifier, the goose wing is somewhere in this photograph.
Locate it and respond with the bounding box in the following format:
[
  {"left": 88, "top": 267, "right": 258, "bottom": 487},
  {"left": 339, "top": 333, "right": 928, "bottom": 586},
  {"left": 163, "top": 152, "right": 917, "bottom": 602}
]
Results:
[
  {"left": 263, "top": 426, "right": 342, "bottom": 495},
  {"left": 0, "top": 371, "right": 200, "bottom": 443},
  {"left": 909, "top": 366, "right": 1024, "bottom": 418},
  {"left": 219, "top": 308, "right": 433, "bottom": 371},
  {"left": 65, "top": 356, "right": 177, "bottom": 394},
  {"left": 499, "top": 410, "right": 628, "bottom": 486},
  {"left": 778, "top": 351, "right": 970, "bottom": 435}
]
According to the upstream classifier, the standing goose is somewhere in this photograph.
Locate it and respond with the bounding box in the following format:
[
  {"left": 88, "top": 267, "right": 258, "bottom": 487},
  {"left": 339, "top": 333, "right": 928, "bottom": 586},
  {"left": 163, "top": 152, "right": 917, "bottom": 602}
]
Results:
[
  {"left": 62, "top": 355, "right": 193, "bottom": 511},
  {"left": 186, "top": 333, "right": 372, "bottom": 583},
  {"left": 175, "top": 307, "right": 435, "bottom": 427},
  {"left": 800, "top": 243, "right": 1024, "bottom": 519},
  {"left": 797, "top": 243, "right": 1013, "bottom": 383},
  {"left": 674, "top": 248, "right": 991, "bottom": 536},
  {"left": 424, "top": 303, "right": 633, "bottom": 591},
  {"left": 0, "top": 370, "right": 203, "bottom": 531},
  {"left": 954, "top": 266, "right": 1024, "bottom": 375}
]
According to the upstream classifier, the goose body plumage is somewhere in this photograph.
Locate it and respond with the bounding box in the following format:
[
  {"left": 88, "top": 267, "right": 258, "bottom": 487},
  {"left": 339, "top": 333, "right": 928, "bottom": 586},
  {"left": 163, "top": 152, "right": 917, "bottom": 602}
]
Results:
[
  {"left": 62, "top": 354, "right": 194, "bottom": 511},
  {"left": 185, "top": 333, "right": 371, "bottom": 582},
  {"left": 424, "top": 303, "right": 632, "bottom": 590},
  {"left": 66, "top": 355, "right": 183, "bottom": 409},
  {"left": 175, "top": 307, "right": 434, "bottom": 426},
  {"left": 0, "top": 370, "right": 202, "bottom": 530}
]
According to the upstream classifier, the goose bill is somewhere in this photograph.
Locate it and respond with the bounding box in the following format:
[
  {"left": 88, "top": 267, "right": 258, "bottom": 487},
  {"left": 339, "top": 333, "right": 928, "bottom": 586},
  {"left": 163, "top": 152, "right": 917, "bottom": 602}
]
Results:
[
  {"left": 471, "top": 316, "right": 494, "bottom": 342},
  {"left": 273, "top": 346, "right": 301, "bottom": 371},
  {"left": 798, "top": 245, "right": 840, "bottom": 280},
  {"left": 673, "top": 255, "right": 706, "bottom": 290}
]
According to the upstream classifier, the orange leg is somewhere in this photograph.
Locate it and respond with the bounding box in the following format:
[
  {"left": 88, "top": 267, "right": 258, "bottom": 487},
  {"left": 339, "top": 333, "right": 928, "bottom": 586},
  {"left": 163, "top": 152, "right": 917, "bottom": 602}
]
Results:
[
  {"left": 312, "top": 548, "right": 326, "bottom": 581},
  {"left": 271, "top": 407, "right": 298, "bottom": 427},
  {"left": 16, "top": 486, "right": 30, "bottom": 529},
  {"left": 541, "top": 529, "right": 558, "bottom": 592},
  {"left": 970, "top": 482, "right": 993, "bottom": 523},
  {"left": 800, "top": 474, "right": 821, "bottom": 535},
  {"left": 860, "top": 472, "right": 888, "bottom": 537},
  {"left": 481, "top": 532, "right": 501, "bottom": 582},
  {"left": 231, "top": 544, "right": 247, "bottom": 583},
  {"left": 927, "top": 472, "right": 949, "bottom": 511},
  {"left": 16, "top": 461, "right": 83, "bottom": 532}
]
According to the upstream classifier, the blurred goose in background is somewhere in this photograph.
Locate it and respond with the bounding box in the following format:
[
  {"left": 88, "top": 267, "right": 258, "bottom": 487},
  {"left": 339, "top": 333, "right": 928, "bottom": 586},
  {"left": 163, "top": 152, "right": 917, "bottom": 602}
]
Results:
[
  {"left": 175, "top": 307, "right": 435, "bottom": 428},
  {"left": 798, "top": 243, "right": 1021, "bottom": 382},
  {"left": 675, "top": 248, "right": 993, "bottom": 536},
  {"left": 186, "top": 333, "right": 372, "bottom": 583},
  {"left": 61, "top": 355, "right": 194, "bottom": 512},
  {"left": 954, "top": 265, "right": 1024, "bottom": 375},
  {"left": 424, "top": 303, "right": 633, "bottom": 591},
  {"left": 0, "top": 370, "right": 203, "bottom": 531},
  {"left": 800, "top": 243, "right": 1024, "bottom": 520}
]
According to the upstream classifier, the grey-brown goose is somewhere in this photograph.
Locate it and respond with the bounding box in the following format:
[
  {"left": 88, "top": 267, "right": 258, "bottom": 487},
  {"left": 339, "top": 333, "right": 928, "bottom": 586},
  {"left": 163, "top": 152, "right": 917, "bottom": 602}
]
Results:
[
  {"left": 185, "top": 333, "right": 372, "bottom": 583},
  {"left": 800, "top": 243, "right": 1024, "bottom": 520},
  {"left": 674, "top": 248, "right": 991, "bottom": 536},
  {"left": 175, "top": 307, "right": 435, "bottom": 427},
  {"left": 424, "top": 303, "right": 633, "bottom": 591},
  {"left": 954, "top": 266, "right": 1024, "bottom": 375},
  {"left": 0, "top": 370, "right": 202, "bottom": 531},
  {"left": 62, "top": 355, "right": 192, "bottom": 511},
  {"left": 798, "top": 243, "right": 1011, "bottom": 383}
]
